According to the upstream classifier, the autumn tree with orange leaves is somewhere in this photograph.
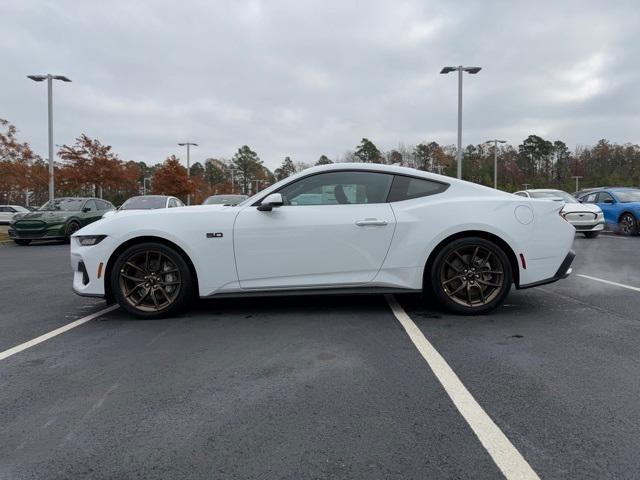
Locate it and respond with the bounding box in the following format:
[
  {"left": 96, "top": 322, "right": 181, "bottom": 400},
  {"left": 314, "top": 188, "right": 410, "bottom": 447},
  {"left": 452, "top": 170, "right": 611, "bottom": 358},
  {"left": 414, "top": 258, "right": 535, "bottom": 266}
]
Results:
[
  {"left": 56, "top": 134, "right": 141, "bottom": 204},
  {"left": 150, "top": 155, "right": 193, "bottom": 199},
  {"left": 0, "top": 118, "right": 49, "bottom": 205}
]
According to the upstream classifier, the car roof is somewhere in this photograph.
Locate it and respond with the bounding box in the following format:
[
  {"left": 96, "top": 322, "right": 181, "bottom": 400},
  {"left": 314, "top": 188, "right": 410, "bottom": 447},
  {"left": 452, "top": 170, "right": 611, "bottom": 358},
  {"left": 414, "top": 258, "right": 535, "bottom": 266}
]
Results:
[
  {"left": 523, "top": 189, "right": 565, "bottom": 193},
  {"left": 242, "top": 162, "right": 516, "bottom": 205},
  {"left": 127, "top": 195, "right": 170, "bottom": 199}
]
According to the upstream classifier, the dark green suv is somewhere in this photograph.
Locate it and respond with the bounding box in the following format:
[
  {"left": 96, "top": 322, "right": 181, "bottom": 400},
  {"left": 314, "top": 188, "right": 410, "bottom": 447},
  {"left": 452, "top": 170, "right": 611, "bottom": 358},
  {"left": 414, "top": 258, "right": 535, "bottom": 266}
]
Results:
[{"left": 8, "top": 197, "right": 115, "bottom": 246}]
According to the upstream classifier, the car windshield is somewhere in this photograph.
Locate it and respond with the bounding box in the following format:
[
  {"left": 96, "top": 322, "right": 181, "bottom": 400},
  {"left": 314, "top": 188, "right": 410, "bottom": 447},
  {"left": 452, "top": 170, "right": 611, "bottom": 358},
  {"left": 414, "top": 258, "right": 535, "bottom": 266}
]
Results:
[
  {"left": 612, "top": 189, "right": 640, "bottom": 202},
  {"left": 529, "top": 191, "right": 577, "bottom": 203},
  {"left": 39, "top": 198, "right": 85, "bottom": 211},
  {"left": 204, "top": 195, "right": 246, "bottom": 205},
  {"left": 120, "top": 197, "right": 167, "bottom": 210}
]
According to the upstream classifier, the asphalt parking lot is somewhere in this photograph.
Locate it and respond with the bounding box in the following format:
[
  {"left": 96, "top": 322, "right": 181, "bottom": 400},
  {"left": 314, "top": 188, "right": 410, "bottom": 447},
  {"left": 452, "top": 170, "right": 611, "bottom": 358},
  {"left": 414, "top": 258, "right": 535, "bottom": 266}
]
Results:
[{"left": 1, "top": 235, "right": 640, "bottom": 479}]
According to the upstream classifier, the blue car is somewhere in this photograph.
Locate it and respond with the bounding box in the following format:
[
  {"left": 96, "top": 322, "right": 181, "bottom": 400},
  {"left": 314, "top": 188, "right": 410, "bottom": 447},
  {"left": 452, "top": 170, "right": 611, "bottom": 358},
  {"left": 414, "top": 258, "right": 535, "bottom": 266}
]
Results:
[{"left": 578, "top": 188, "right": 640, "bottom": 235}]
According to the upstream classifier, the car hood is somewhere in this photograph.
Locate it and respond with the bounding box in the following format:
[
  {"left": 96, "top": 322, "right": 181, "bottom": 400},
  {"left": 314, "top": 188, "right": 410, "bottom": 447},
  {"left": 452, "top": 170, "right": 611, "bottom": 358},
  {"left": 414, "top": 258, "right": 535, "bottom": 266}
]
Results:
[
  {"left": 15, "top": 211, "right": 73, "bottom": 221},
  {"left": 562, "top": 203, "right": 601, "bottom": 214}
]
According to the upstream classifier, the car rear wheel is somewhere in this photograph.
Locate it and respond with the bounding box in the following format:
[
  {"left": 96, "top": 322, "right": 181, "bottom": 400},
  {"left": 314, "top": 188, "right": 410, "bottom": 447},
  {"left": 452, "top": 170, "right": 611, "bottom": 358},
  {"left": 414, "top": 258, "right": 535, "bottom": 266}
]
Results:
[
  {"left": 618, "top": 213, "right": 637, "bottom": 236},
  {"left": 429, "top": 237, "right": 512, "bottom": 315},
  {"left": 111, "top": 242, "right": 193, "bottom": 318},
  {"left": 583, "top": 231, "right": 600, "bottom": 239},
  {"left": 14, "top": 239, "right": 31, "bottom": 246}
]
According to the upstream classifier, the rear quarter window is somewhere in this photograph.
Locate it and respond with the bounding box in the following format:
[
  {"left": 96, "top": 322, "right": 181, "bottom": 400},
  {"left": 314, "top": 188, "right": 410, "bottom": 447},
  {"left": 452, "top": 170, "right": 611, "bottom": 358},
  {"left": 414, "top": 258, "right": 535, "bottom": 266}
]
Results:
[{"left": 387, "top": 175, "right": 449, "bottom": 202}]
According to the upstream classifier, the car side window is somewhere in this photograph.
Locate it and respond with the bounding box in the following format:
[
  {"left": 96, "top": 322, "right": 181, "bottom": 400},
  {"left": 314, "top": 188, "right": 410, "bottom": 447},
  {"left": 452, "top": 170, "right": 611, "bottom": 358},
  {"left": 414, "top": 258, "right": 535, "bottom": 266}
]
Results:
[
  {"left": 168, "top": 199, "right": 177, "bottom": 208},
  {"left": 583, "top": 193, "right": 597, "bottom": 203},
  {"left": 597, "top": 192, "right": 614, "bottom": 203},
  {"left": 387, "top": 175, "right": 449, "bottom": 202},
  {"left": 175, "top": 198, "right": 185, "bottom": 207},
  {"left": 84, "top": 200, "right": 98, "bottom": 212},
  {"left": 0, "top": 207, "right": 14, "bottom": 212},
  {"left": 96, "top": 200, "right": 111, "bottom": 210},
  {"left": 514, "top": 192, "right": 528, "bottom": 197},
  {"left": 277, "top": 171, "right": 393, "bottom": 206}
]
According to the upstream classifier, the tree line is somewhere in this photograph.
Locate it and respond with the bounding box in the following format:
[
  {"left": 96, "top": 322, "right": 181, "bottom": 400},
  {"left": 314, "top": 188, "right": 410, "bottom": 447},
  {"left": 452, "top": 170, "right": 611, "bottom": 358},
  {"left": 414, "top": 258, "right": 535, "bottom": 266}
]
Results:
[{"left": 2, "top": 116, "right": 640, "bottom": 206}]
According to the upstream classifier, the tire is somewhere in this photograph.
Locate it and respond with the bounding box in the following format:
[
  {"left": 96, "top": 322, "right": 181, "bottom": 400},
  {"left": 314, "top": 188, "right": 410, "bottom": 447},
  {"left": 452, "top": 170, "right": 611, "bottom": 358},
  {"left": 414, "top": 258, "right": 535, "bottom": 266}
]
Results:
[
  {"left": 14, "top": 239, "right": 31, "bottom": 246},
  {"left": 618, "top": 213, "right": 637, "bottom": 236},
  {"left": 583, "top": 231, "right": 600, "bottom": 239},
  {"left": 110, "top": 242, "right": 193, "bottom": 318},
  {"left": 65, "top": 221, "right": 81, "bottom": 239},
  {"left": 428, "top": 237, "right": 512, "bottom": 315}
]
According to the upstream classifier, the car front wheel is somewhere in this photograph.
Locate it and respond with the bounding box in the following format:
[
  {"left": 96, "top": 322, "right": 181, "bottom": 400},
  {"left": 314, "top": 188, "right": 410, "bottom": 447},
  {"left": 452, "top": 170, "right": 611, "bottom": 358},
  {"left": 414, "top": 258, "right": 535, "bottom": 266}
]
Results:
[
  {"left": 111, "top": 242, "right": 193, "bottom": 318},
  {"left": 429, "top": 237, "right": 512, "bottom": 315},
  {"left": 618, "top": 213, "right": 637, "bottom": 236},
  {"left": 65, "top": 221, "right": 81, "bottom": 240}
]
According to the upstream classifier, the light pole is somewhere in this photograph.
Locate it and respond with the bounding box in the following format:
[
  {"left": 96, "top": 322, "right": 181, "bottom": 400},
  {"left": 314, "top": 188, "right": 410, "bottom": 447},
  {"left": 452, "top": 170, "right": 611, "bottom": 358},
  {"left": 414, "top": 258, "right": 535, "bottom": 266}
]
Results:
[
  {"left": 440, "top": 66, "right": 481, "bottom": 179},
  {"left": 571, "top": 176, "right": 583, "bottom": 193},
  {"left": 485, "top": 139, "right": 506, "bottom": 189},
  {"left": 143, "top": 177, "right": 151, "bottom": 195},
  {"left": 27, "top": 74, "right": 71, "bottom": 203},
  {"left": 178, "top": 142, "right": 198, "bottom": 205}
]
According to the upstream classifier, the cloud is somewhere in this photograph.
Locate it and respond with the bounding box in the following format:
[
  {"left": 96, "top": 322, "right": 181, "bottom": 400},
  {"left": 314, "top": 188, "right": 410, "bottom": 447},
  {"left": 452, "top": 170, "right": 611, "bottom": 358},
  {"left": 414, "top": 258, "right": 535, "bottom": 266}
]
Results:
[{"left": 1, "top": 0, "right": 639, "bottom": 169}]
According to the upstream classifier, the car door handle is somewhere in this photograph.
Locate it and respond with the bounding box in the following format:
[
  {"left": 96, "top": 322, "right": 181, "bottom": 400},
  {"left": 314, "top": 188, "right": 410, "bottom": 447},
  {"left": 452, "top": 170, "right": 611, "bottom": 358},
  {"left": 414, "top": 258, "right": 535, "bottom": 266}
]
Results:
[{"left": 355, "top": 218, "right": 388, "bottom": 227}]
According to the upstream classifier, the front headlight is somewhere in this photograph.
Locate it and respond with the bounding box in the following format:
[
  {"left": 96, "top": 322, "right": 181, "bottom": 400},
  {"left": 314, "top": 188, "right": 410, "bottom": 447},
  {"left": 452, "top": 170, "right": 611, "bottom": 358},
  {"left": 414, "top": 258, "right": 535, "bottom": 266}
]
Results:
[{"left": 76, "top": 235, "right": 107, "bottom": 246}]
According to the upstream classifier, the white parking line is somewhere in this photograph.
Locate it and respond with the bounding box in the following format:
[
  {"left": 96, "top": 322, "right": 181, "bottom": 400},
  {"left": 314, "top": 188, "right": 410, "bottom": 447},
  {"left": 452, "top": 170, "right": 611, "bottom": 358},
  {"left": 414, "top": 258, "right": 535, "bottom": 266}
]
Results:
[
  {"left": 385, "top": 295, "right": 539, "bottom": 480},
  {"left": 576, "top": 274, "right": 640, "bottom": 292},
  {"left": 0, "top": 305, "right": 119, "bottom": 361}
]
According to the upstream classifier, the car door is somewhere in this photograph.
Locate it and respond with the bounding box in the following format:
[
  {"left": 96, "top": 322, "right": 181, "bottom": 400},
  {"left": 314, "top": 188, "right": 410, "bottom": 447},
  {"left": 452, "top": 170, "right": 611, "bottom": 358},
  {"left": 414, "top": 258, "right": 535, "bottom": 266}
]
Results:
[
  {"left": 594, "top": 191, "right": 618, "bottom": 225},
  {"left": 81, "top": 200, "right": 100, "bottom": 226},
  {"left": 233, "top": 170, "right": 397, "bottom": 289}
]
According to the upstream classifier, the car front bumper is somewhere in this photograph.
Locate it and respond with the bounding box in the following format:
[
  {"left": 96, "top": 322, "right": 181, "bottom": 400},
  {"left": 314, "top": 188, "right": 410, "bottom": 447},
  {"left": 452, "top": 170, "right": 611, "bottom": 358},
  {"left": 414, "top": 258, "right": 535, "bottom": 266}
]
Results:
[
  {"left": 8, "top": 223, "right": 67, "bottom": 240},
  {"left": 71, "top": 236, "right": 115, "bottom": 298}
]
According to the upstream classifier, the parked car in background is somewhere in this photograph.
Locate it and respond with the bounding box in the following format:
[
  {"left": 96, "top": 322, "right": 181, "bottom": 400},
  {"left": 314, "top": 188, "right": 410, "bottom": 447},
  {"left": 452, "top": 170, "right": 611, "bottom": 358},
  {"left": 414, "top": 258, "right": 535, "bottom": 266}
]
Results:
[
  {"left": 202, "top": 194, "right": 248, "bottom": 206},
  {"left": 577, "top": 187, "right": 640, "bottom": 235},
  {"left": 103, "top": 195, "right": 184, "bottom": 218},
  {"left": 0, "top": 205, "right": 30, "bottom": 225},
  {"left": 71, "top": 163, "right": 575, "bottom": 318},
  {"left": 573, "top": 187, "right": 606, "bottom": 198},
  {"left": 9, "top": 197, "right": 115, "bottom": 245},
  {"left": 513, "top": 189, "right": 604, "bottom": 238}
]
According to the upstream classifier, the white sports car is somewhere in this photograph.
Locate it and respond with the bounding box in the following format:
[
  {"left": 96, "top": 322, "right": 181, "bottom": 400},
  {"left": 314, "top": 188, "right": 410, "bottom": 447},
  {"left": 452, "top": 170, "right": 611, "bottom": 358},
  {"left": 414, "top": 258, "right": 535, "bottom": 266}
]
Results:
[{"left": 71, "top": 163, "right": 575, "bottom": 317}]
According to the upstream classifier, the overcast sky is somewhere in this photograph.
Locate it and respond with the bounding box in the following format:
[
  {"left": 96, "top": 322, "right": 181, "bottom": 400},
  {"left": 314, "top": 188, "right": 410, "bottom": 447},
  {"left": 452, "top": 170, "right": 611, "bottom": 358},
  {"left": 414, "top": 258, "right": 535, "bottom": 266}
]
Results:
[{"left": 2, "top": 0, "right": 639, "bottom": 169}]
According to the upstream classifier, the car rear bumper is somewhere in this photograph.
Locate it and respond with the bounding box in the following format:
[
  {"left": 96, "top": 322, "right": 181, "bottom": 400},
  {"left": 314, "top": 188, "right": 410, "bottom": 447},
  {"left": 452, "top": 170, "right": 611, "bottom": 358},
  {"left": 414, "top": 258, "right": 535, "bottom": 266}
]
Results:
[
  {"left": 571, "top": 221, "right": 604, "bottom": 232},
  {"left": 517, "top": 250, "right": 575, "bottom": 289}
]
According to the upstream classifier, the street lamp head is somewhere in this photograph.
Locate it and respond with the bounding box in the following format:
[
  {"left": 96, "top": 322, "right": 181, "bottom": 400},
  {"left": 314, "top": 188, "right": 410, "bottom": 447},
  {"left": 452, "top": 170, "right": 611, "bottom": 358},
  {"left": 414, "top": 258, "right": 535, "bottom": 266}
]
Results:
[
  {"left": 27, "top": 75, "right": 47, "bottom": 82},
  {"left": 178, "top": 142, "right": 199, "bottom": 147},
  {"left": 52, "top": 75, "right": 72, "bottom": 82},
  {"left": 440, "top": 66, "right": 457, "bottom": 74},
  {"left": 464, "top": 67, "right": 482, "bottom": 74}
]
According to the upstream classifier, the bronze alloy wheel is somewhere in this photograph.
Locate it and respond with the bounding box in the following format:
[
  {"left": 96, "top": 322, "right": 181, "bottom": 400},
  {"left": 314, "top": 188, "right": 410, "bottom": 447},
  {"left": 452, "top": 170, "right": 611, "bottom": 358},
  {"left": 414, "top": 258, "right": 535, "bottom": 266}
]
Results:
[
  {"left": 430, "top": 237, "right": 512, "bottom": 314},
  {"left": 440, "top": 245, "right": 504, "bottom": 307},
  {"left": 118, "top": 249, "right": 182, "bottom": 313}
]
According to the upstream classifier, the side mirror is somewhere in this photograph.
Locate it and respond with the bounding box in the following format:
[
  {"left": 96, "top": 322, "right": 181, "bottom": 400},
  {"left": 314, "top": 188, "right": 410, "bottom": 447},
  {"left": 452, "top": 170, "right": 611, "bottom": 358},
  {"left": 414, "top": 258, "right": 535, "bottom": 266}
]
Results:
[
  {"left": 82, "top": 207, "right": 91, "bottom": 213},
  {"left": 257, "top": 193, "right": 284, "bottom": 212}
]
